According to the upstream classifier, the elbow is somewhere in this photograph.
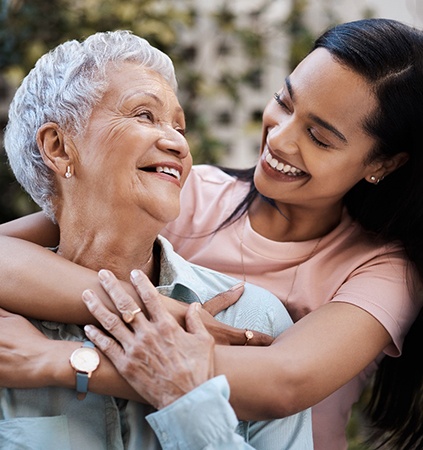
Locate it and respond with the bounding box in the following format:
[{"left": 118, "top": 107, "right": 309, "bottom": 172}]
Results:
[
  {"left": 236, "top": 363, "right": 316, "bottom": 420},
  {"left": 261, "top": 360, "right": 318, "bottom": 419},
  {"left": 264, "top": 386, "right": 308, "bottom": 419}
]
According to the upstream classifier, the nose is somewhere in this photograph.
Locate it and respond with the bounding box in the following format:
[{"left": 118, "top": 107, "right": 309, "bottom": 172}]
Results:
[
  {"left": 267, "top": 117, "right": 299, "bottom": 155},
  {"left": 157, "top": 126, "right": 190, "bottom": 160}
]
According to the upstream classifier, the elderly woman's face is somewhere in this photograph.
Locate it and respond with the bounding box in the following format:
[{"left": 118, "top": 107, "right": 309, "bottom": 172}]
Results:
[{"left": 72, "top": 62, "right": 191, "bottom": 226}]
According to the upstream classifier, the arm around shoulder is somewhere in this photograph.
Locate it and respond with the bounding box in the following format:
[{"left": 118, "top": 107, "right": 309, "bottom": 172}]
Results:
[{"left": 0, "top": 211, "right": 59, "bottom": 246}]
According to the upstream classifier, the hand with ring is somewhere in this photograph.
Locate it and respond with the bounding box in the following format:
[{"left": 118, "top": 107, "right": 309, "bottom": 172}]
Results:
[
  {"left": 122, "top": 307, "right": 141, "bottom": 324},
  {"left": 81, "top": 269, "right": 215, "bottom": 410}
]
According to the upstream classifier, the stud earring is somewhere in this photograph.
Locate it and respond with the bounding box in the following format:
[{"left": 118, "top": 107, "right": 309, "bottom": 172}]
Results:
[
  {"left": 65, "top": 166, "right": 72, "bottom": 179},
  {"left": 369, "top": 175, "right": 379, "bottom": 185}
]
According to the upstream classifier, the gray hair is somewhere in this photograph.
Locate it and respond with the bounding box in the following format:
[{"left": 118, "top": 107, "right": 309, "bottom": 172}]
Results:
[{"left": 4, "top": 30, "right": 178, "bottom": 220}]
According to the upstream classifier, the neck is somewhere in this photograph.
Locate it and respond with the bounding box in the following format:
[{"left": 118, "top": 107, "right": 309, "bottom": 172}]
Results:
[
  {"left": 57, "top": 226, "right": 159, "bottom": 283},
  {"left": 249, "top": 196, "right": 343, "bottom": 242}
]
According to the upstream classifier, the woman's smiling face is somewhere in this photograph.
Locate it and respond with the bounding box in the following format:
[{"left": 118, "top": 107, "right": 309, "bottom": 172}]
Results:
[
  {"left": 254, "top": 48, "right": 380, "bottom": 212},
  {"left": 71, "top": 62, "right": 192, "bottom": 227}
]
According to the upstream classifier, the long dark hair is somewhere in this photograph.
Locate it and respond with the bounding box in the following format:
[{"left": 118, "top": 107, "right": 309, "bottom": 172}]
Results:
[{"left": 218, "top": 18, "right": 423, "bottom": 449}]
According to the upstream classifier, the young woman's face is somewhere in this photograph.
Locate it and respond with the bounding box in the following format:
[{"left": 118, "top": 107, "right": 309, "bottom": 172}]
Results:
[{"left": 255, "top": 48, "right": 380, "bottom": 211}]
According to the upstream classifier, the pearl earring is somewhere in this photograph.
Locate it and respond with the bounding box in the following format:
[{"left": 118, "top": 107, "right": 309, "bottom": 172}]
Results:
[
  {"left": 65, "top": 166, "right": 72, "bottom": 179},
  {"left": 369, "top": 175, "right": 379, "bottom": 185}
]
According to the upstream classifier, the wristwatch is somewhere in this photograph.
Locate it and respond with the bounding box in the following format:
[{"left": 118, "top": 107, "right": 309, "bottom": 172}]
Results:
[{"left": 69, "top": 341, "right": 100, "bottom": 400}]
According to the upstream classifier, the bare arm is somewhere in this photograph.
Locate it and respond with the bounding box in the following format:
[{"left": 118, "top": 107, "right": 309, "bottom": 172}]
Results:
[
  {"left": 0, "top": 269, "right": 390, "bottom": 422},
  {"left": 216, "top": 301, "right": 390, "bottom": 419},
  {"left": 0, "top": 307, "right": 141, "bottom": 401},
  {"left": 0, "top": 211, "right": 59, "bottom": 246},
  {"left": 0, "top": 234, "right": 130, "bottom": 323},
  {"left": 0, "top": 234, "right": 271, "bottom": 345}
]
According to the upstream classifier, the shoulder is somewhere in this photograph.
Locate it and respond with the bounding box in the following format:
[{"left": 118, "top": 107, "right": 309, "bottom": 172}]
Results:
[
  {"left": 182, "top": 165, "right": 249, "bottom": 203},
  {"left": 188, "top": 164, "right": 237, "bottom": 185},
  {"left": 322, "top": 210, "right": 407, "bottom": 266},
  {"left": 164, "top": 166, "right": 249, "bottom": 238}
]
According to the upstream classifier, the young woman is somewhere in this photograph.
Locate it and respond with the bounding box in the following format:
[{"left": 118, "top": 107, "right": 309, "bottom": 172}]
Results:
[{"left": 1, "top": 18, "right": 423, "bottom": 450}]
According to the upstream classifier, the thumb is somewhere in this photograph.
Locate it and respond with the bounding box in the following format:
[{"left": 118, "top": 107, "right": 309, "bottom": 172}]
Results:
[{"left": 202, "top": 282, "right": 245, "bottom": 316}]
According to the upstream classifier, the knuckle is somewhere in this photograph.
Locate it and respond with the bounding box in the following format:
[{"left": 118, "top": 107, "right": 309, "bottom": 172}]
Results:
[
  {"left": 203, "top": 333, "right": 215, "bottom": 346},
  {"left": 101, "top": 313, "right": 122, "bottom": 332},
  {"left": 119, "top": 360, "right": 134, "bottom": 378},
  {"left": 96, "top": 333, "right": 115, "bottom": 352},
  {"left": 110, "top": 290, "right": 133, "bottom": 311},
  {"left": 141, "top": 331, "right": 156, "bottom": 347},
  {"left": 142, "top": 287, "right": 161, "bottom": 304},
  {"left": 157, "top": 318, "right": 178, "bottom": 337}
]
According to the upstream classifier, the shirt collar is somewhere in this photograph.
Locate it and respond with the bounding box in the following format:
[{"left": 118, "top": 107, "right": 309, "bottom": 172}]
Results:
[{"left": 155, "top": 235, "right": 209, "bottom": 305}]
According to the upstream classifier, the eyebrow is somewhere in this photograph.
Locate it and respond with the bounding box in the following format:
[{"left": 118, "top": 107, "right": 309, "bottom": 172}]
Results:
[
  {"left": 139, "top": 91, "right": 164, "bottom": 105},
  {"left": 285, "top": 76, "right": 348, "bottom": 144},
  {"left": 125, "top": 91, "right": 184, "bottom": 115}
]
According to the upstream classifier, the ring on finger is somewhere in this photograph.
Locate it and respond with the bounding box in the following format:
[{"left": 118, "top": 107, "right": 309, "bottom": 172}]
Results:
[
  {"left": 244, "top": 329, "right": 254, "bottom": 345},
  {"left": 122, "top": 307, "right": 142, "bottom": 324}
]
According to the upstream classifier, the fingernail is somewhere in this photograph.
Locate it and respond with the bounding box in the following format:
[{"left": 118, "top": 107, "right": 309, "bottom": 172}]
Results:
[
  {"left": 230, "top": 282, "right": 244, "bottom": 291},
  {"left": 82, "top": 289, "right": 95, "bottom": 303},
  {"left": 98, "top": 269, "right": 110, "bottom": 282},
  {"left": 84, "top": 325, "right": 94, "bottom": 335},
  {"left": 194, "top": 302, "right": 201, "bottom": 311},
  {"left": 130, "top": 269, "right": 142, "bottom": 281}
]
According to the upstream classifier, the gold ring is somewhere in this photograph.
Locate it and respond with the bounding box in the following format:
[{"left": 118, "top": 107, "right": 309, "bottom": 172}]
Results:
[
  {"left": 122, "top": 307, "right": 142, "bottom": 324},
  {"left": 244, "top": 329, "right": 254, "bottom": 345}
]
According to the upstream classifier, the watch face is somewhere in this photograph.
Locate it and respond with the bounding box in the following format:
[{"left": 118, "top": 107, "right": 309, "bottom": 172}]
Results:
[{"left": 70, "top": 347, "right": 100, "bottom": 372}]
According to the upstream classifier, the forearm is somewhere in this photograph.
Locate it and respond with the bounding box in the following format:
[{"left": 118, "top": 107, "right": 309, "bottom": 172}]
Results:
[
  {"left": 0, "top": 211, "right": 59, "bottom": 246},
  {"left": 0, "top": 236, "right": 260, "bottom": 344},
  {"left": 0, "top": 236, "right": 127, "bottom": 322},
  {"left": 215, "top": 302, "right": 392, "bottom": 421},
  {"left": 48, "top": 339, "right": 143, "bottom": 401},
  {"left": 214, "top": 345, "right": 297, "bottom": 420}
]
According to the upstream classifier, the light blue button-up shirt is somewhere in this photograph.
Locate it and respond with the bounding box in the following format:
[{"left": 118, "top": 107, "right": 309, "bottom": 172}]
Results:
[{"left": 0, "top": 236, "right": 313, "bottom": 449}]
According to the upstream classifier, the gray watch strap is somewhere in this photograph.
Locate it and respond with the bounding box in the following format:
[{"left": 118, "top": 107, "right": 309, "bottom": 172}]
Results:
[
  {"left": 76, "top": 371, "right": 89, "bottom": 394},
  {"left": 75, "top": 341, "right": 95, "bottom": 395}
]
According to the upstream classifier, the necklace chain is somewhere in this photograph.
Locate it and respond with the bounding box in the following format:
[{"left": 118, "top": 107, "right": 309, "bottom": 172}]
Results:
[{"left": 239, "top": 214, "right": 323, "bottom": 306}]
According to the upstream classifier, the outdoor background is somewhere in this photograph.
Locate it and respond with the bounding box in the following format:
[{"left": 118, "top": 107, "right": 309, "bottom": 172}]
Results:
[{"left": 0, "top": 0, "right": 422, "bottom": 448}]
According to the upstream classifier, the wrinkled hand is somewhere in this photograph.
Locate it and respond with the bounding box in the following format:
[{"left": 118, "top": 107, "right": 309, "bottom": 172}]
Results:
[
  {"left": 82, "top": 269, "right": 215, "bottom": 410},
  {"left": 0, "top": 308, "right": 52, "bottom": 388},
  {"left": 88, "top": 269, "right": 274, "bottom": 347}
]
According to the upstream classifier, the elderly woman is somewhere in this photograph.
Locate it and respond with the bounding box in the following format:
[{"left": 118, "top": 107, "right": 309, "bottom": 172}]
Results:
[{"left": 0, "top": 31, "right": 312, "bottom": 449}]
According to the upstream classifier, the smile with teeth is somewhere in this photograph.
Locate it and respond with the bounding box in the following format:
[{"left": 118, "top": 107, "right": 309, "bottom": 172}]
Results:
[
  {"left": 264, "top": 150, "right": 305, "bottom": 176},
  {"left": 156, "top": 166, "right": 181, "bottom": 181}
]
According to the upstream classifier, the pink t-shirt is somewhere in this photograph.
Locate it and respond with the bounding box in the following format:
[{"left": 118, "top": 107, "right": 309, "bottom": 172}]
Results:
[{"left": 162, "top": 165, "right": 420, "bottom": 450}]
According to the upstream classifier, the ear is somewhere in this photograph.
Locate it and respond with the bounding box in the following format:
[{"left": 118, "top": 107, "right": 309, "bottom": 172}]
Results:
[
  {"left": 366, "top": 152, "right": 409, "bottom": 184},
  {"left": 382, "top": 152, "right": 409, "bottom": 176},
  {"left": 36, "top": 122, "right": 73, "bottom": 177}
]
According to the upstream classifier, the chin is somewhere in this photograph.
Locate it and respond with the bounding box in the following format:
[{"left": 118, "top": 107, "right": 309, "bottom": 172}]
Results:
[{"left": 160, "top": 205, "right": 180, "bottom": 225}]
